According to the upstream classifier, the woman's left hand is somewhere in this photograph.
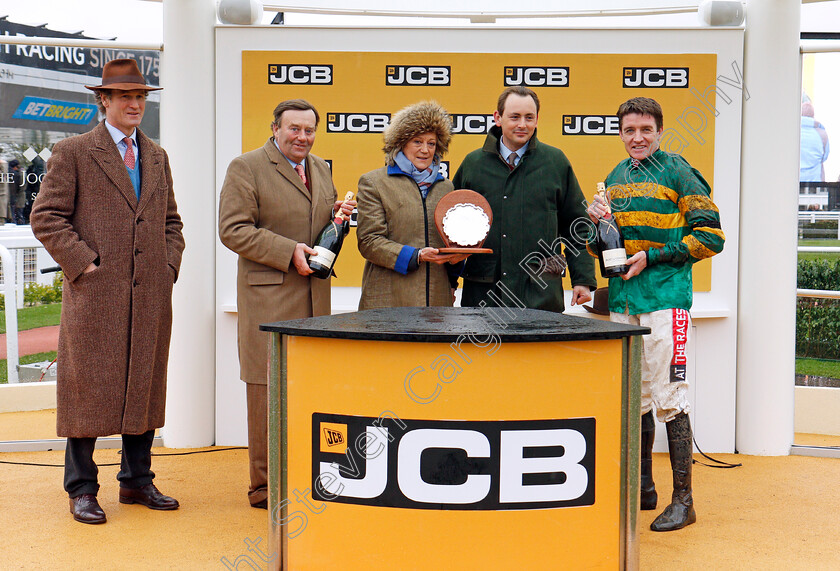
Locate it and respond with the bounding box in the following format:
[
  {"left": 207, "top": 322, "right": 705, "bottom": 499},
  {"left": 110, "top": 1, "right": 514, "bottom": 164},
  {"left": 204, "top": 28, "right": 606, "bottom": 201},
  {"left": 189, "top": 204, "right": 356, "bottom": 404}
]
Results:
[{"left": 419, "top": 247, "right": 464, "bottom": 265}]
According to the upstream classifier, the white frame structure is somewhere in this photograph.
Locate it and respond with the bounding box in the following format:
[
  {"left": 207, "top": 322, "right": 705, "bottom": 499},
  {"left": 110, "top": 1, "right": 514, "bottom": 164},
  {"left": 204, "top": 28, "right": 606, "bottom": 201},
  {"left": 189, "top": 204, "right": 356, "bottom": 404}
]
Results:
[{"left": 214, "top": 25, "right": 744, "bottom": 452}]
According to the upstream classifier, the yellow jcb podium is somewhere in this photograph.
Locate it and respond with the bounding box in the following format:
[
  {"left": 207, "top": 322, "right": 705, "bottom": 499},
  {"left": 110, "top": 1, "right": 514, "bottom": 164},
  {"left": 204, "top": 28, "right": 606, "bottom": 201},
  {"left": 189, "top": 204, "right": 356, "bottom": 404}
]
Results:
[{"left": 262, "top": 307, "right": 647, "bottom": 570}]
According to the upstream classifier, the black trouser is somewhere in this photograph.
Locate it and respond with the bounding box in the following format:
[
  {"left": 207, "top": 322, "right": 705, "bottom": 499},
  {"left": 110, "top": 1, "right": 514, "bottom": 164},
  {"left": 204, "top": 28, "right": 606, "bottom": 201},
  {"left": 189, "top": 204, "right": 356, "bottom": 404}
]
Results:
[
  {"left": 11, "top": 205, "right": 25, "bottom": 225},
  {"left": 64, "top": 430, "right": 156, "bottom": 498},
  {"left": 22, "top": 201, "right": 33, "bottom": 224}
]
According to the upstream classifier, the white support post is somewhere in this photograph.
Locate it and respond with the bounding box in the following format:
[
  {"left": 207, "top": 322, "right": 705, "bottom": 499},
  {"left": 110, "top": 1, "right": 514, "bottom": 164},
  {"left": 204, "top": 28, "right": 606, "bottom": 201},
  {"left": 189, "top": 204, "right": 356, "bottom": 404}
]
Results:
[
  {"left": 1, "top": 245, "right": 19, "bottom": 384},
  {"left": 736, "top": 0, "right": 801, "bottom": 454},
  {"left": 159, "top": 0, "right": 217, "bottom": 447},
  {"left": 15, "top": 248, "right": 24, "bottom": 309}
]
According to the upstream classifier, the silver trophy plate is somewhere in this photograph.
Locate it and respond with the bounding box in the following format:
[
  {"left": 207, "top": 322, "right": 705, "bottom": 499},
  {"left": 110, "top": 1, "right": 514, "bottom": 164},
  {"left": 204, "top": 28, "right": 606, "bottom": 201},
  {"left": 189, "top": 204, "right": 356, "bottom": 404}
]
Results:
[{"left": 441, "top": 203, "right": 491, "bottom": 247}]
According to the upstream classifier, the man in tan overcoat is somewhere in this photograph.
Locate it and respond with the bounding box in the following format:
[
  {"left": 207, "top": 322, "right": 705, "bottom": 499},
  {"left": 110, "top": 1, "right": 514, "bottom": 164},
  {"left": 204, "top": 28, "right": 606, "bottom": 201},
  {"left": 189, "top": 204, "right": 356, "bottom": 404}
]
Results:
[
  {"left": 219, "top": 99, "right": 354, "bottom": 508},
  {"left": 31, "top": 59, "right": 185, "bottom": 525}
]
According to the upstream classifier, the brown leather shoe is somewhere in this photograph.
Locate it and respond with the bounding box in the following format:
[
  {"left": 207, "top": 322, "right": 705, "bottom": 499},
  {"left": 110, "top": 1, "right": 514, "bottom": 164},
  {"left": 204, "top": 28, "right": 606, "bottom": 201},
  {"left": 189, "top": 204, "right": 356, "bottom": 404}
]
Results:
[
  {"left": 119, "top": 483, "right": 179, "bottom": 510},
  {"left": 70, "top": 494, "right": 107, "bottom": 524},
  {"left": 251, "top": 499, "right": 267, "bottom": 509}
]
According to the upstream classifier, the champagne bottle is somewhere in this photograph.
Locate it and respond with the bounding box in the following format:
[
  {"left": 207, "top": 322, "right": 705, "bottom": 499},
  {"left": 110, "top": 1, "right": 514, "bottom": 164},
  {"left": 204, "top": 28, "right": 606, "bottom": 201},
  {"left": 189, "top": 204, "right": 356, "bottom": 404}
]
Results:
[
  {"left": 595, "top": 182, "right": 629, "bottom": 278},
  {"left": 309, "top": 191, "right": 354, "bottom": 279}
]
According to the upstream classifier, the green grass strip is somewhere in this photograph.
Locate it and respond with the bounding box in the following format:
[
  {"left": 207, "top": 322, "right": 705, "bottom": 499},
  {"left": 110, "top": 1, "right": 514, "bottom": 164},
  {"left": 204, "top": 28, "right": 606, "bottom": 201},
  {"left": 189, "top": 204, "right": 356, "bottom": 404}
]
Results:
[
  {"left": 0, "top": 351, "right": 58, "bottom": 384},
  {"left": 795, "top": 357, "right": 840, "bottom": 379},
  {"left": 0, "top": 303, "right": 62, "bottom": 334}
]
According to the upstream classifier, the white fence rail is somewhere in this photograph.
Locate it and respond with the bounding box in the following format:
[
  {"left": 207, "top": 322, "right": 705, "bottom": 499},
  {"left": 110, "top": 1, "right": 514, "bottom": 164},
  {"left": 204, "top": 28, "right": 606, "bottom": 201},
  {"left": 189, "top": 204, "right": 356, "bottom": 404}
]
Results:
[
  {"left": 0, "top": 245, "right": 19, "bottom": 384},
  {"left": 0, "top": 232, "right": 57, "bottom": 384},
  {"left": 798, "top": 247, "right": 840, "bottom": 253},
  {"left": 798, "top": 211, "right": 840, "bottom": 239},
  {"left": 797, "top": 288, "right": 840, "bottom": 300}
]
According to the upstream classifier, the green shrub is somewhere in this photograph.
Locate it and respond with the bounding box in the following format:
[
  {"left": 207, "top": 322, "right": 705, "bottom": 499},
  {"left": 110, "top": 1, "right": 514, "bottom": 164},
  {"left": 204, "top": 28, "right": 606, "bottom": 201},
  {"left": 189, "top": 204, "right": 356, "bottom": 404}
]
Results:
[
  {"left": 52, "top": 272, "right": 63, "bottom": 297},
  {"left": 797, "top": 259, "right": 840, "bottom": 360},
  {"left": 798, "top": 258, "right": 840, "bottom": 290},
  {"left": 24, "top": 283, "right": 51, "bottom": 305},
  {"left": 799, "top": 219, "right": 838, "bottom": 231},
  {"left": 1, "top": 272, "right": 63, "bottom": 309}
]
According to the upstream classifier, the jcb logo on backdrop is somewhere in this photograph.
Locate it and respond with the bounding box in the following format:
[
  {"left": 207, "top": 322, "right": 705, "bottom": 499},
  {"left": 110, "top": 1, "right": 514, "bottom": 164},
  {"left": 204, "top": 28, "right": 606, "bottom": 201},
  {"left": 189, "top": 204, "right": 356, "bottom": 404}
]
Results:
[
  {"left": 450, "top": 114, "right": 494, "bottom": 135},
  {"left": 504, "top": 66, "right": 569, "bottom": 87},
  {"left": 326, "top": 113, "right": 391, "bottom": 133},
  {"left": 562, "top": 115, "right": 620, "bottom": 136},
  {"left": 623, "top": 67, "right": 689, "bottom": 88},
  {"left": 268, "top": 64, "right": 333, "bottom": 85},
  {"left": 439, "top": 161, "right": 450, "bottom": 179},
  {"left": 386, "top": 65, "right": 450, "bottom": 86},
  {"left": 312, "top": 413, "right": 596, "bottom": 510}
]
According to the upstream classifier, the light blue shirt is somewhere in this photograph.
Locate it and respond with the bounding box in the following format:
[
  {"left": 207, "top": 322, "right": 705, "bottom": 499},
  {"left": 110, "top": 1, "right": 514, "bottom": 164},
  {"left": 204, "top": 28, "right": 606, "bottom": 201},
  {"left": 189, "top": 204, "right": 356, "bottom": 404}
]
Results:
[
  {"left": 105, "top": 121, "right": 139, "bottom": 165},
  {"left": 800, "top": 116, "right": 830, "bottom": 182},
  {"left": 499, "top": 140, "right": 528, "bottom": 167},
  {"left": 273, "top": 138, "right": 305, "bottom": 172}
]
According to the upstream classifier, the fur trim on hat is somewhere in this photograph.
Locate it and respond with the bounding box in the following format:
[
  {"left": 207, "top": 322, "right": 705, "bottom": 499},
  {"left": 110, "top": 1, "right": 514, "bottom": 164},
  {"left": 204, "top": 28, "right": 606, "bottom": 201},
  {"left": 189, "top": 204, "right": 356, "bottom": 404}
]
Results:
[{"left": 382, "top": 101, "right": 452, "bottom": 166}]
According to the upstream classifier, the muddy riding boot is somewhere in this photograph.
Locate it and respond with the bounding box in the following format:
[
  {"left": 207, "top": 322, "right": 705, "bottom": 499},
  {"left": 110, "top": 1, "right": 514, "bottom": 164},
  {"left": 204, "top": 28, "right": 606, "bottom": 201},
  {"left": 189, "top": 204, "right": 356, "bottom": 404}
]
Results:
[
  {"left": 640, "top": 411, "right": 657, "bottom": 510},
  {"left": 650, "top": 412, "right": 696, "bottom": 531}
]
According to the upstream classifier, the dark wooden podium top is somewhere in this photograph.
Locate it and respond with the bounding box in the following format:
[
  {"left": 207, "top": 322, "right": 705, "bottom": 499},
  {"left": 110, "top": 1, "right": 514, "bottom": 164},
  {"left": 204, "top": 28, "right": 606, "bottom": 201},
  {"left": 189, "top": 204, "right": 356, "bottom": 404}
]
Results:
[{"left": 260, "top": 307, "right": 649, "bottom": 343}]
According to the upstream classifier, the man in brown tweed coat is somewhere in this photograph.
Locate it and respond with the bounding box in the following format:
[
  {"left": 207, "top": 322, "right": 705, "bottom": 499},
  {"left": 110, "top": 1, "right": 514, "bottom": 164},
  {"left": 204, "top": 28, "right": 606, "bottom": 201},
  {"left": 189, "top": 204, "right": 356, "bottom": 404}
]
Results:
[
  {"left": 30, "top": 59, "right": 185, "bottom": 525},
  {"left": 219, "top": 99, "right": 353, "bottom": 509}
]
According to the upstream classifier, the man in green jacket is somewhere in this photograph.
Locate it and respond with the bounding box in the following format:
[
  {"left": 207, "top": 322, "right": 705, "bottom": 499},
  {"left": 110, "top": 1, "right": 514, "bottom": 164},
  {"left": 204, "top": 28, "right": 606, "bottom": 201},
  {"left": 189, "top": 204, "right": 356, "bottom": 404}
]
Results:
[
  {"left": 587, "top": 97, "right": 725, "bottom": 532},
  {"left": 452, "top": 86, "right": 595, "bottom": 312}
]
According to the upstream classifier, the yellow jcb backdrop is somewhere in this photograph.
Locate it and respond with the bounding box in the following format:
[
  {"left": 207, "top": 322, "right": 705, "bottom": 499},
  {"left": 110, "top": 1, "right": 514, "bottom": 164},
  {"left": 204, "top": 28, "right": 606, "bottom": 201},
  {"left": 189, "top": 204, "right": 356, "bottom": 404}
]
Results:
[{"left": 242, "top": 51, "right": 718, "bottom": 291}]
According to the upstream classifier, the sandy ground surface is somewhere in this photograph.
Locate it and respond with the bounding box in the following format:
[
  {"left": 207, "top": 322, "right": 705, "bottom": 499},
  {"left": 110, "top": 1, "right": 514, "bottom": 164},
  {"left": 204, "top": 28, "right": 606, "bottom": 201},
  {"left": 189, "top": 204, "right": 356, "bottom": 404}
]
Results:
[{"left": 0, "top": 420, "right": 838, "bottom": 569}]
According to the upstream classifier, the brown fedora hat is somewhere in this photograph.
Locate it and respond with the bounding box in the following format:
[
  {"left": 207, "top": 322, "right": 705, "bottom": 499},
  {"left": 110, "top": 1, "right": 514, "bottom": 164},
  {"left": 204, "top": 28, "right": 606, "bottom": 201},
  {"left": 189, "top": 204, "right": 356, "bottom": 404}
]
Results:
[
  {"left": 583, "top": 287, "right": 610, "bottom": 316},
  {"left": 85, "top": 58, "right": 162, "bottom": 92}
]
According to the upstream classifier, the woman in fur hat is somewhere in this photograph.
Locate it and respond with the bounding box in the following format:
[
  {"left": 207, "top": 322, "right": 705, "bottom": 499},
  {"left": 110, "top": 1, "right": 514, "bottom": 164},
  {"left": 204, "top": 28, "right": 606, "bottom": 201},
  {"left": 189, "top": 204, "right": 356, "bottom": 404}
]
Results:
[{"left": 357, "top": 100, "right": 465, "bottom": 309}]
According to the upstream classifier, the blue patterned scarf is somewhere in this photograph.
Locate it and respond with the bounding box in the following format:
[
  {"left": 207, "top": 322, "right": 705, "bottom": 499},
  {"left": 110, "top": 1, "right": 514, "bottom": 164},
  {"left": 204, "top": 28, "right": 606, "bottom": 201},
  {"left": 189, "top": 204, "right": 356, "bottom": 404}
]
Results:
[{"left": 395, "top": 151, "right": 439, "bottom": 198}]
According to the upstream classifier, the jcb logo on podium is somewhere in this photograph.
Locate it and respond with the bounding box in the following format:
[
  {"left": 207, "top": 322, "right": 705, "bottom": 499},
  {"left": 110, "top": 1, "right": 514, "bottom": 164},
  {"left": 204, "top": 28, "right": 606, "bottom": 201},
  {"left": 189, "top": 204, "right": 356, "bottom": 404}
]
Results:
[
  {"left": 386, "top": 66, "right": 450, "bottom": 86},
  {"left": 623, "top": 67, "right": 689, "bottom": 88},
  {"left": 320, "top": 422, "right": 348, "bottom": 453},
  {"left": 504, "top": 66, "right": 569, "bottom": 87},
  {"left": 450, "top": 114, "right": 494, "bottom": 135},
  {"left": 268, "top": 64, "right": 333, "bottom": 85},
  {"left": 562, "top": 115, "right": 620, "bottom": 136},
  {"left": 323, "top": 428, "right": 344, "bottom": 446},
  {"left": 326, "top": 113, "right": 391, "bottom": 133},
  {"left": 312, "top": 413, "right": 596, "bottom": 510}
]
